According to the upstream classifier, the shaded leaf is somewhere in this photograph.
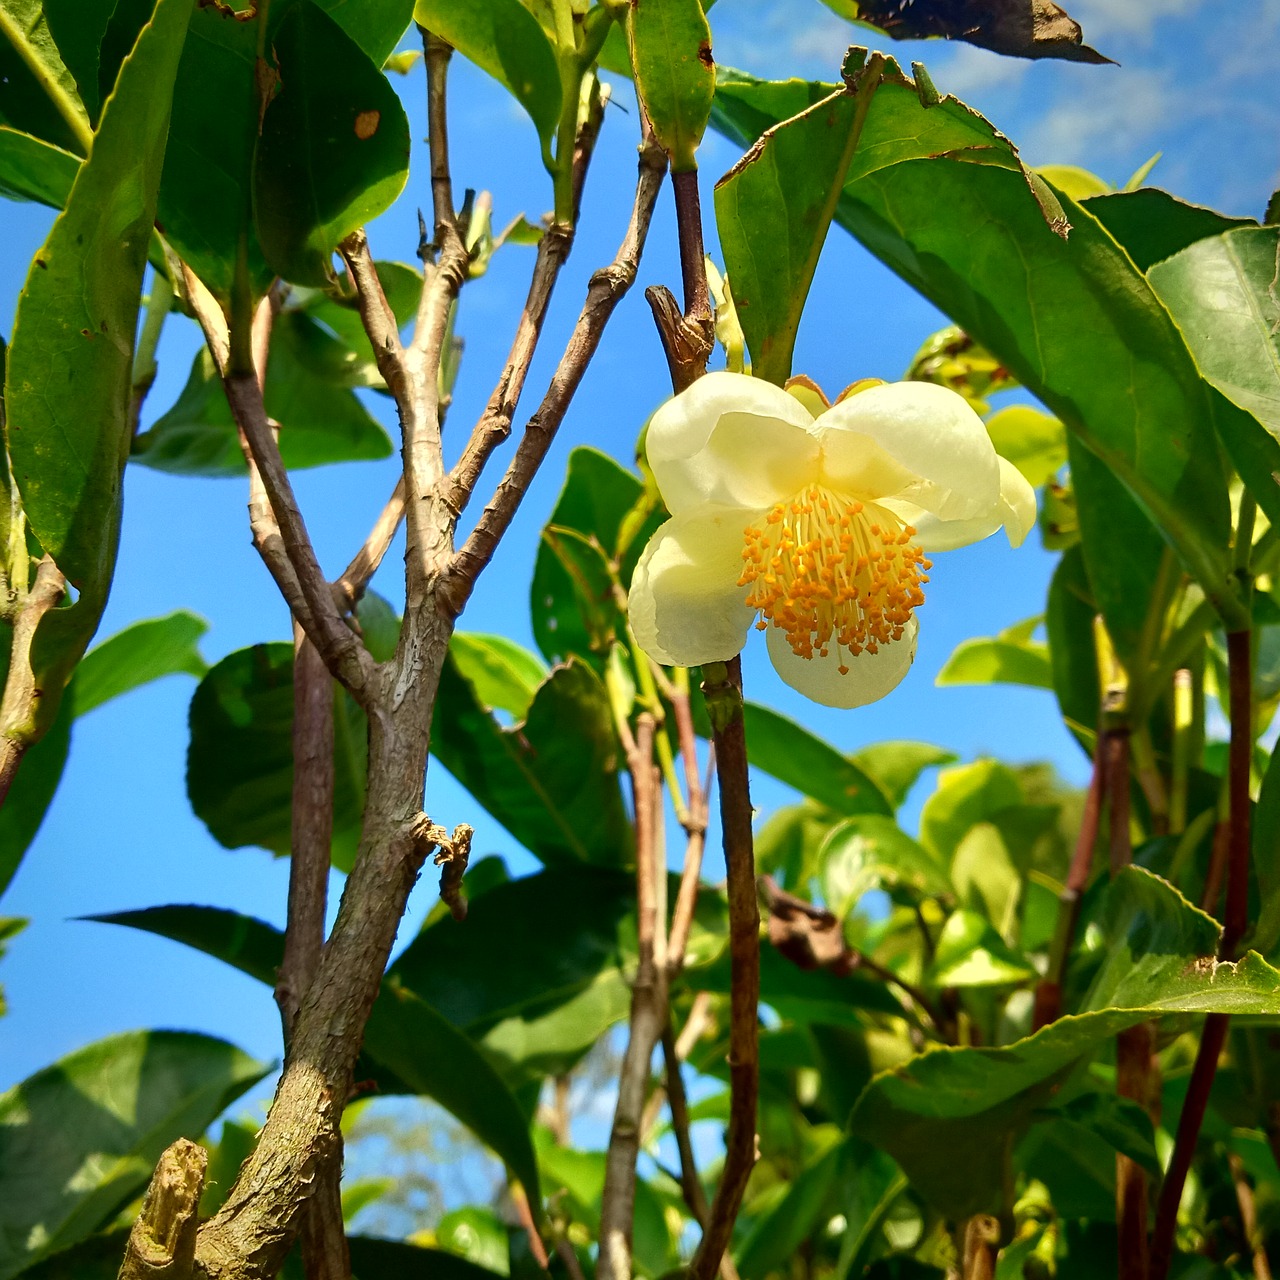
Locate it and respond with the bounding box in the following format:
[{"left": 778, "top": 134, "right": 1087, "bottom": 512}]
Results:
[
  {"left": 0, "top": 1030, "right": 269, "bottom": 1278},
  {"left": 364, "top": 984, "right": 543, "bottom": 1215},
  {"left": 0, "top": 125, "right": 78, "bottom": 207},
  {"left": 413, "top": 0, "right": 562, "bottom": 147},
  {"left": 630, "top": 0, "right": 714, "bottom": 172},
  {"left": 186, "top": 643, "right": 367, "bottom": 869},
  {"left": 1253, "top": 743, "right": 1280, "bottom": 955},
  {"left": 0, "top": 689, "right": 70, "bottom": 896},
  {"left": 5, "top": 0, "right": 192, "bottom": 729},
  {"left": 348, "top": 1236, "right": 512, "bottom": 1280},
  {"left": 1084, "top": 188, "right": 1254, "bottom": 274},
  {"left": 254, "top": 1, "right": 411, "bottom": 287},
  {"left": 432, "top": 648, "right": 633, "bottom": 868},
  {"left": 0, "top": 0, "right": 91, "bottom": 154},
  {"left": 850, "top": 866, "right": 1280, "bottom": 1218},
  {"left": 5, "top": 1229, "right": 128, "bottom": 1280},
  {"left": 1045, "top": 544, "right": 1099, "bottom": 741},
  {"left": 693, "top": 698, "right": 892, "bottom": 816},
  {"left": 74, "top": 610, "right": 208, "bottom": 717},
  {"left": 135, "top": 318, "right": 394, "bottom": 476}
]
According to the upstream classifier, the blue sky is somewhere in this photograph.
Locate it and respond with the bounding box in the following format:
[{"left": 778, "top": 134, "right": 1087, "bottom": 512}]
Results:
[{"left": 1, "top": 0, "right": 1277, "bottom": 1150}]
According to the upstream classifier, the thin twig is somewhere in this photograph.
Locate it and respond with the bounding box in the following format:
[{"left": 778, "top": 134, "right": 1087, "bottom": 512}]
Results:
[
  {"left": 663, "top": 1021, "right": 709, "bottom": 1228},
  {"left": 687, "top": 657, "right": 759, "bottom": 1280},
  {"left": 333, "top": 477, "right": 406, "bottom": 612},
  {"left": 667, "top": 681, "right": 710, "bottom": 976},
  {"left": 442, "top": 136, "right": 668, "bottom": 614},
  {"left": 1229, "top": 1152, "right": 1274, "bottom": 1280},
  {"left": 1034, "top": 731, "right": 1106, "bottom": 1030},
  {"left": 1150, "top": 627, "right": 1253, "bottom": 1280},
  {"left": 599, "top": 717, "right": 667, "bottom": 1280},
  {"left": 444, "top": 88, "right": 610, "bottom": 517}
]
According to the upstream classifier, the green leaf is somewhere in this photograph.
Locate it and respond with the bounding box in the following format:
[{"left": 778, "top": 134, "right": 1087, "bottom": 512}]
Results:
[
  {"left": 735, "top": 1136, "right": 846, "bottom": 1278},
  {"left": 363, "top": 984, "right": 543, "bottom": 1215},
  {"left": 432, "top": 649, "right": 633, "bottom": 867},
  {"left": 254, "top": 1, "right": 411, "bottom": 287},
  {"left": 983, "top": 405, "right": 1067, "bottom": 488},
  {"left": 1148, "top": 227, "right": 1280, "bottom": 439},
  {"left": 1045, "top": 544, "right": 1099, "bottom": 742},
  {"left": 1066, "top": 433, "right": 1167, "bottom": 670},
  {"left": 186, "top": 643, "right": 367, "bottom": 870},
  {"left": 629, "top": 0, "right": 714, "bottom": 173},
  {"left": 1084, "top": 188, "right": 1254, "bottom": 274},
  {"left": 693, "top": 699, "right": 892, "bottom": 816},
  {"left": 86, "top": 904, "right": 285, "bottom": 988},
  {"left": 820, "top": 815, "right": 952, "bottom": 918},
  {"left": 0, "top": 1030, "right": 269, "bottom": 1279},
  {"left": 928, "top": 908, "right": 1036, "bottom": 987},
  {"left": 134, "top": 316, "right": 394, "bottom": 476},
  {"left": 413, "top": 0, "right": 562, "bottom": 147},
  {"left": 0, "top": 125, "right": 78, "bottom": 207},
  {"left": 0, "top": 690, "right": 70, "bottom": 896},
  {"left": 0, "top": 0, "right": 92, "bottom": 155},
  {"left": 1253, "top": 743, "right": 1280, "bottom": 955},
  {"left": 5, "top": 1229, "right": 128, "bottom": 1280},
  {"left": 347, "top": 1237, "right": 510, "bottom": 1280},
  {"left": 435, "top": 1207, "right": 511, "bottom": 1274},
  {"left": 850, "top": 866, "right": 1280, "bottom": 1218},
  {"left": 711, "top": 64, "right": 1241, "bottom": 625},
  {"left": 449, "top": 632, "right": 546, "bottom": 721},
  {"left": 74, "top": 610, "right": 208, "bottom": 717},
  {"left": 535, "top": 1135, "right": 675, "bottom": 1277},
  {"left": 849, "top": 741, "right": 955, "bottom": 810},
  {"left": 531, "top": 447, "right": 662, "bottom": 667},
  {"left": 5, "top": 0, "right": 192, "bottom": 728},
  {"left": 693, "top": 940, "right": 905, "bottom": 1023},
  {"left": 715, "top": 62, "right": 879, "bottom": 385},
  {"left": 936, "top": 636, "right": 1052, "bottom": 691},
  {"left": 388, "top": 867, "right": 635, "bottom": 1033},
  {"left": 918, "top": 760, "right": 1022, "bottom": 863},
  {"left": 41, "top": 0, "right": 116, "bottom": 123}
]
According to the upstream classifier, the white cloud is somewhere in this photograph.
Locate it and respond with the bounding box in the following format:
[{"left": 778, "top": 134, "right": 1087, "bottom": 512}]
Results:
[
  {"left": 1069, "top": 0, "right": 1205, "bottom": 46},
  {"left": 925, "top": 42, "right": 1032, "bottom": 99}
]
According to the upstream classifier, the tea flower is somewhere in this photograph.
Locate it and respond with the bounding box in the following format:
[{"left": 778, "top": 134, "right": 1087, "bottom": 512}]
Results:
[{"left": 628, "top": 372, "right": 1036, "bottom": 708}]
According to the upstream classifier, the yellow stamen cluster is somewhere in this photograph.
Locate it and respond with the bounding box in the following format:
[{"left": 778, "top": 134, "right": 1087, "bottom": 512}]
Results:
[{"left": 738, "top": 485, "right": 930, "bottom": 673}]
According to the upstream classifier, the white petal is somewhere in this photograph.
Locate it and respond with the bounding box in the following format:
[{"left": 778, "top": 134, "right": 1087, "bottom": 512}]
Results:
[
  {"left": 890, "top": 457, "right": 1038, "bottom": 551},
  {"left": 765, "top": 616, "right": 919, "bottom": 709},
  {"left": 646, "top": 371, "right": 819, "bottom": 514},
  {"left": 996, "top": 456, "right": 1038, "bottom": 548},
  {"left": 628, "top": 505, "right": 759, "bottom": 667},
  {"left": 815, "top": 382, "right": 1000, "bottom": 521}
]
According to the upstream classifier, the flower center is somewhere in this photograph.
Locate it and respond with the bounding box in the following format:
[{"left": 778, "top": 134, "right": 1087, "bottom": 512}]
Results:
[{"left": 738, "top": 484, "right": 930, "bottom": 672}]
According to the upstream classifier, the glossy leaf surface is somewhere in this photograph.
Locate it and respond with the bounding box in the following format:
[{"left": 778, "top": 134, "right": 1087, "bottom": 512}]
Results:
[
  {"left": 630, "top": 0, "right": 714, "bottom": 172},
  {"left": 254, "top": 1, "right": 410, "bottom": 287},
  {"left": 0, "top": 1030, "right": 268, "bottom": 1278},
  {"left": 5, "top": 0, "right": 191, "bottom": 725}
]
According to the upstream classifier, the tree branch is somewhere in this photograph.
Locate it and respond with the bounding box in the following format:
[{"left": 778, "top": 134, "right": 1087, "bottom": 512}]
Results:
[
  {"left": 119, "top": 1139, "right": 207, "bottom": 1280},
  {"left": 443, "top": 136, "right": 668, "bottom": 612},
  {"left": 599, "top": 717, "right": 668, "bottom": 1280},
  {"left": 687, "top": 656, "right": 759, "bottom": 1280},
  {"left": 0, "top": 555, "right": 65, "bottom": 808},
  {"left": 443, "top": 86, "right": 609, "bottom": 517},
  {"left": 1150, "top": 626, "right": 1253, "bottom": 1280}
]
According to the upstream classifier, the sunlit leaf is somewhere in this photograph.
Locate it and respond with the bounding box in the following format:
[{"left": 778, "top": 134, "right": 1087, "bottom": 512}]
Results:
[
  {"left": 850, "top": 741, "right": 956, "bottom": 811},
  {"left": 74, "top": 610, "right": 208, "bottom": 717},
  {"left": 5, "top": 0, "right": 192, "bottom": 731},
  {"left": 630, "top": 0, "right": 714, "bottom": 172},
  {"left": 414, "top": 0, "right": 562, "bottom": 147},
  {"left": 984, "top": 405, "right": 1067, "bottom": 488},
  {"left": 254, "top": 1, "right": 411, "bottom": 287},
  {"left": 0, "top": 0, "right": 91, "bottom": 154},
  {"left": 0, "top": 1030, "right": 269, "bottom": 1278},
  {"left": 919, "top": 759, "right": 1022, "bottom": 863},
  {"left": 928, "top": 908, "right": 1035, "bottom": 987},
  {"left": 1084, "top": 187, "right": 1253, "bottom": 274},
  {"left": 821, "top": 815, "right": 952, "bottom": 918}
]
